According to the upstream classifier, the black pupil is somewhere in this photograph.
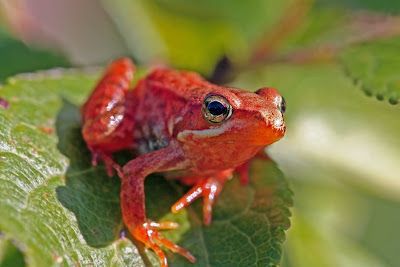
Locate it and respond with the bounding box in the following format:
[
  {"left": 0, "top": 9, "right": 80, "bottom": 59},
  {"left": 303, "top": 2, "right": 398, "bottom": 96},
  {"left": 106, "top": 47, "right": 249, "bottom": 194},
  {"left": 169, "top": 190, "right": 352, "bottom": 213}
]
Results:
[
  {"left": 207, "top": 101, "right": 227, "bottom": 116},
  {"left": 280, "top": 97, "right": 286, "bottom": 113}
]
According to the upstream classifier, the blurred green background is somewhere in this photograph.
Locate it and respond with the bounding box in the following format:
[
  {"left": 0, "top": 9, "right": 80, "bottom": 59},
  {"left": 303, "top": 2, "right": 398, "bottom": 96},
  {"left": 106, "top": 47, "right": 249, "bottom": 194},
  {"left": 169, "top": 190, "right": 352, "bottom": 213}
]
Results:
[{"left": 0, "top": 0, "right": 400, "bottom": 266}]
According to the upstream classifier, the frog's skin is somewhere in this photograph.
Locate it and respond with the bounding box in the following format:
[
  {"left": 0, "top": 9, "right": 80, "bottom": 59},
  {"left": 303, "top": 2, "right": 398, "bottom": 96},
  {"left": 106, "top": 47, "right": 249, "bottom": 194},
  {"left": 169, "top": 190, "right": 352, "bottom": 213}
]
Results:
[{"left": 81, "top": 58, "right": 286, "bottom": 266}]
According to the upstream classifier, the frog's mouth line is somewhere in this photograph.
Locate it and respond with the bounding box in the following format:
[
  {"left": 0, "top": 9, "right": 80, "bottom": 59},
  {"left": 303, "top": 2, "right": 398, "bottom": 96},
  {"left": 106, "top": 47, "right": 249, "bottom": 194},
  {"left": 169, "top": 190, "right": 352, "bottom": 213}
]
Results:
[{"left": 177, "top": 118, "right": 285, "bottom": 147}]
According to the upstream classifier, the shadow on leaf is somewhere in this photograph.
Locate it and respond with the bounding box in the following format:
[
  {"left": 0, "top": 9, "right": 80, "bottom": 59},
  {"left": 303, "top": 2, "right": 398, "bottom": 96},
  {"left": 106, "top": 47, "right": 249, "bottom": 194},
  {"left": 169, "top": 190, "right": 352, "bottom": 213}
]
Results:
[{"left": 54, "top": 99, "right": 122, "bottom": 247}]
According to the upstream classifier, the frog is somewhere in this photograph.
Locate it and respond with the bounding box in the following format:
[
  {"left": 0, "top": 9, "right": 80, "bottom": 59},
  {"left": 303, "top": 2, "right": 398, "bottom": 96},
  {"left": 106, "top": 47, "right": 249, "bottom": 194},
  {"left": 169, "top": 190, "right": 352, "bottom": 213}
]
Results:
[{"left": 81, "top": 58, "right": 286, "bottom": 266}]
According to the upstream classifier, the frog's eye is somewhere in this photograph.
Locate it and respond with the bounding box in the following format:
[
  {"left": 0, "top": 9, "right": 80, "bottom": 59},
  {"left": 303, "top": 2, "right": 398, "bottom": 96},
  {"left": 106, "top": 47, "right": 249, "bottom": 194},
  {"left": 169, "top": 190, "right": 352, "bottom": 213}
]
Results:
[
  {"left": 202, "top": 95, "right": 232, "bottom": 123},
  {"left": 279, "top": 96, "right": 286, "bottom": 114}
]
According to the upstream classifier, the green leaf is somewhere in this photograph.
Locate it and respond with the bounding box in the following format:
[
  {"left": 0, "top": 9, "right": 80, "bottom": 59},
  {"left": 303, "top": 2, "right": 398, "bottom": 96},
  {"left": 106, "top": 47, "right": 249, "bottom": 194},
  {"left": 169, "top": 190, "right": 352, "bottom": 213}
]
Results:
[
  {"left": 0, "top": 30, "right": 70, "bottom": 82},
  {"left": 0, "top": 71, "right": 144, "bottom": 266},
  {"left": 0, "top": 70, "right": 292, "bottom": 266},
  {"left": 0, "top": 237, "right": 25, "bottom": 267},
  {"left": 340, "top": 37, "right": 400, "bottom": 104}
]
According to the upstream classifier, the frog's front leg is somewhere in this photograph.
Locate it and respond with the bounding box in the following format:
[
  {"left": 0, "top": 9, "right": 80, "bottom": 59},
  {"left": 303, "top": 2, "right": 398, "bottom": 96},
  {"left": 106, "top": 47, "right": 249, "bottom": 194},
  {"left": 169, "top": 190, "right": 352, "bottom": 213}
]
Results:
[
  {"left": 121, "top": 146, "right": 196, "bottom": 267},
  {"left": 81, "top": 58, "right": 135, "bottom": 176},
  {"left": 171, "top": 150, "right": 270, "bottom": 225}
]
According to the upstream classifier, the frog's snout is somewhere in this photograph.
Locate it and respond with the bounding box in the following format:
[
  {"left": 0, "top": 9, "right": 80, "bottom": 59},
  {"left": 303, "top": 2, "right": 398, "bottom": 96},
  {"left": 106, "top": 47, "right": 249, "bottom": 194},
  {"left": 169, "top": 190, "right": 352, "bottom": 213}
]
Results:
[
  {"left": 268, "top": 111, "right": 286, "bottom": 138},
  {"left": 255, "top": 87, "right": 286, "bottom": 137}
]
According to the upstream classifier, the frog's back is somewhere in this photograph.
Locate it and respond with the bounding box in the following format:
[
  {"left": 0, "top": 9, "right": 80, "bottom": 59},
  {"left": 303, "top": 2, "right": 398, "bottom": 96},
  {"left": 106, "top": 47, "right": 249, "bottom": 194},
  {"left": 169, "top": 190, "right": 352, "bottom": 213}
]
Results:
[
  {"left": 144, "top": 69, "right": 217, "bottom": 100},
  {"left": 129, "top": 69, "right": 212, "bottom": 154}
]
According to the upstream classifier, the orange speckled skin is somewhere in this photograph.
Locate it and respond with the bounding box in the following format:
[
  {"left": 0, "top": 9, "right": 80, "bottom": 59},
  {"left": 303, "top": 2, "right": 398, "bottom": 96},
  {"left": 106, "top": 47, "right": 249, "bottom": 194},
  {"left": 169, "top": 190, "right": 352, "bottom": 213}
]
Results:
[{"left": 81, "top": 58, "right": 286, "bottom": 266}]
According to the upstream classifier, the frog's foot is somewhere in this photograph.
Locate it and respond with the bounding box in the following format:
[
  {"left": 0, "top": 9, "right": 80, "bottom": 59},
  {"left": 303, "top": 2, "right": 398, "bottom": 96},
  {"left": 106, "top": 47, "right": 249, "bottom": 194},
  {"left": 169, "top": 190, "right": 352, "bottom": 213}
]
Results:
[
  {"left": 132, "top": 221, "right": 196, "bottom": 267},
  {"left": 88, "top": 147, "right": 122, "bottom": 177},
  {"left": 172, "top": 173, "right": 231, "bottom": 225}
]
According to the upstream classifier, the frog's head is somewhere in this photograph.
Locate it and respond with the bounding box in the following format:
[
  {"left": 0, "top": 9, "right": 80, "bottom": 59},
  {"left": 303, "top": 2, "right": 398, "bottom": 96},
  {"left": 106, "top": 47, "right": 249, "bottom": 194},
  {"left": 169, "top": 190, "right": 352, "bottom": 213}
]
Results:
[{"left": 176, "top": 86, "right": 286, "bottom": 148}]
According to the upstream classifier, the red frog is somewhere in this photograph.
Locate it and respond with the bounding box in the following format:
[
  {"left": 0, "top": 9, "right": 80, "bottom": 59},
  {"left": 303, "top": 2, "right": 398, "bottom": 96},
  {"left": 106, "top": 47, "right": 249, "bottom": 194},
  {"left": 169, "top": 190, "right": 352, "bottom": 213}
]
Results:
[{"left": 81, "top": 58, "right": 286, "bottom": 266}]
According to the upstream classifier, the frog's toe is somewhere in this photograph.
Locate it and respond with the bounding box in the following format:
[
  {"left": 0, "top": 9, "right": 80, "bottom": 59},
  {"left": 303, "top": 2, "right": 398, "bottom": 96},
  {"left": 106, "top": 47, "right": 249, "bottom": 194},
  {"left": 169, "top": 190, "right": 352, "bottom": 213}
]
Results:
[
  {"left": 149, "top": 221, "right": 179, "bottom": 230},
  {"left": 132, "top": 221, "right": 196, "bottom": 267},
  {"left": 88, "top": 147, "right": 121, "bottom": 177},
  {"left": 172, "top": 176, "right": 229, "bottom": 225}
]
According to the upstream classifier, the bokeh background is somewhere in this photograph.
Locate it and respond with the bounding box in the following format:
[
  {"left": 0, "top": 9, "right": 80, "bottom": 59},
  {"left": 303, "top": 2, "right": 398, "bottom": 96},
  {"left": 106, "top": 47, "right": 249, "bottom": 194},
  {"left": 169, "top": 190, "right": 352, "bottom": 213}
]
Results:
[{"left": 1, "top": 0, "right": 400, "bottom": 266}]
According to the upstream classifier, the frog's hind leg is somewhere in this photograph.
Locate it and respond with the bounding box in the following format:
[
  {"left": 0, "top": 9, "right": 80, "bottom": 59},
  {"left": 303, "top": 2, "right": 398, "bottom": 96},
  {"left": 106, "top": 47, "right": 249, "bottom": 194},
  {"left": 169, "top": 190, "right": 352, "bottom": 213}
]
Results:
[
  {"left": 171, "top": 169, "right": 234, "bottom": 225},
  {"left": 81, "top": 58, "right": 135, "bottom": 176}
]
